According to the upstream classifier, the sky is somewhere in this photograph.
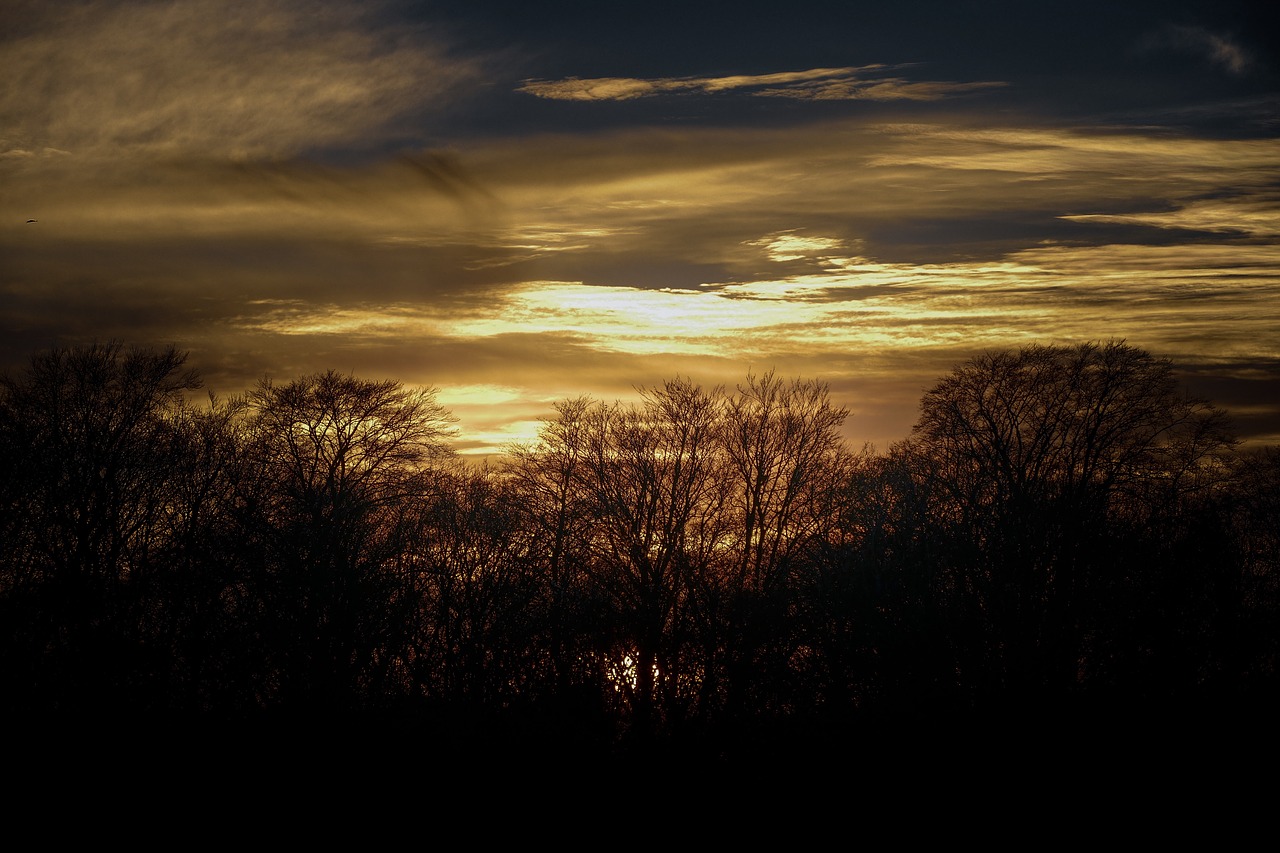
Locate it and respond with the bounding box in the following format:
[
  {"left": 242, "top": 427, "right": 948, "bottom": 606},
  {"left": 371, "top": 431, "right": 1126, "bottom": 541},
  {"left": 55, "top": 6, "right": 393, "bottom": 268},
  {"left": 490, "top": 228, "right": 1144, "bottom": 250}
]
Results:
[{"left": 3, "top": 0, "right": 1278, "bottom": 456}]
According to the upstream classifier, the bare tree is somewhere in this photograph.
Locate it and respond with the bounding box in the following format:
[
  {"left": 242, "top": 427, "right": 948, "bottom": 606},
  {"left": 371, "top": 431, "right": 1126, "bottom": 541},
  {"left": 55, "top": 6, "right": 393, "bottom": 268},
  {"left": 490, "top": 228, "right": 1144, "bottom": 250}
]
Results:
[
  {"left": 571, "top": 378, "right": 728, "bottom": 743},
  {"left": 905, "top": 340, "right": 1238, "bottom": 706},
  {"left": 239, "top": 370, "right": 455, "bottom": 712},
  {"left": 720, "top": 371, "right": 851, "bottom": 597},
  {"left": 0, "top": 342, "right": 200, "bottom": 589},
  {"left": 0, "top": 341, "right": 202, "bottom": 714},
  {"left": 1220, "top": 447, "right": 1280, "bottom": 705},
  {"left": 711, "top": 370, "right": 853, "bottom": 728},
  {"left": 409, "top": 460, "right": 540, "bottom": 708},
  {"left": 503, "top": 397, "right": 603, "bottom": 703}
]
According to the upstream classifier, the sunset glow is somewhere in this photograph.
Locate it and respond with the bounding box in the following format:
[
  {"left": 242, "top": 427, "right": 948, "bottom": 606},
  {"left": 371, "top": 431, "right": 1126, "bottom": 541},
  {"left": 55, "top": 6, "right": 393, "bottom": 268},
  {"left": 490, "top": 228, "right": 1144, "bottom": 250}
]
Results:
[
  {"left": 3, "top": 0, "right": 1277, "bottom": 454},
  {"left": 5, "top": 0, "right": 1280, "bottom": 757}
]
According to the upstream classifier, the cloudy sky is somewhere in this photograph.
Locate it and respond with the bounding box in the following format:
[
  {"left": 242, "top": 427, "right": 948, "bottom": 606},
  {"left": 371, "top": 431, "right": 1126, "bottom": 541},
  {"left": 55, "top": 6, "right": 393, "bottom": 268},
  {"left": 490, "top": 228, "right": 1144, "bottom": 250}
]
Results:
[{"left": 3, "top": 0, "right": 1278, "bottom": 455}]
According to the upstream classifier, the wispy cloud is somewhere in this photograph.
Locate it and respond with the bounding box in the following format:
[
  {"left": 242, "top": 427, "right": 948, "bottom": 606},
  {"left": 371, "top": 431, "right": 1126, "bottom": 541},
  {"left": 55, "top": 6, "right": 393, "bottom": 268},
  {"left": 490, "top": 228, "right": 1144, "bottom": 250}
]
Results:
[
  {"left": 756, "top": 78, "right": 1007, "bottom": 102},
  {"left": 517, "top": 65, "right": 1005, "bottom": 102},
  {"left": 0, "top": 0, "right": 481, "bottom": 160},
  {"left": 5, "top": 106, "right": 1278, "bottom": 451},
  {"left": 1141, "top": 24, "right": 1254, "bottom": 76}
]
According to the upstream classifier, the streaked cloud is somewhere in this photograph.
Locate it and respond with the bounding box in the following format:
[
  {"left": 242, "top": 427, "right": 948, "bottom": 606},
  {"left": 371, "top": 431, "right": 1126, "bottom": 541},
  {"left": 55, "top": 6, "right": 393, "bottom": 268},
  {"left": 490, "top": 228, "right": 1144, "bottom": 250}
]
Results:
[
  {"left": 4, "top": 82, "right": 1277, "bottom": 453},
  {"left": 0, "top": 0, "right": 481, "bottom": 160},
  {"left": 517, "top": 65, "right": 1005, "bottom": 103},
  {"left": 1062, "top": 194, "right": 1280, "bottom": 237},
  {"left": 755, "top": 78, "right": 1007, "bottom": 102}
]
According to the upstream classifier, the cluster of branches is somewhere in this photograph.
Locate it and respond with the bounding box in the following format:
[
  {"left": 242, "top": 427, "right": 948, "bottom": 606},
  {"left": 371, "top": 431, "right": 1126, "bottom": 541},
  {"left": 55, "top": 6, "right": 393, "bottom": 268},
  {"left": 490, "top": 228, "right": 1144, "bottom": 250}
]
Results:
[{"left": 1, "top": 340, "right": 1277, "bottom": 759}]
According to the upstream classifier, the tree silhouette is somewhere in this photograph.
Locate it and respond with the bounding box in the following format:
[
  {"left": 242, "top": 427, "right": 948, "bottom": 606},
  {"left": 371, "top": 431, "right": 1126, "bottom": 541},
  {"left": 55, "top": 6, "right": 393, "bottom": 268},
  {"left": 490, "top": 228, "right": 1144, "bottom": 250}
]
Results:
[
  {"left": 237, "top": 370, "right": 456, "bottom": 713},
  {"left": 410, "top": 461, "right": 539, "bottom": 707},
  {"left": 504, "top": 397, "right": 611, "bottom": 719},
  {"left": 902, "top": 340, "right": 1238, "bottom": 712},
  {"left": 1220, "top": 447, "right": 1280, "bottom": 710},
  {"left": 572, "top": 378, "right": 727, "bottom": 745},
  {"left": 0, "top": 341, "right": 201, "bottom": 716},
  {"left": 710, "top": 371, "right": 853, "bottom": 736},
  {"left": 0, "top": 339, "right": 1271, "bottom": 757}
]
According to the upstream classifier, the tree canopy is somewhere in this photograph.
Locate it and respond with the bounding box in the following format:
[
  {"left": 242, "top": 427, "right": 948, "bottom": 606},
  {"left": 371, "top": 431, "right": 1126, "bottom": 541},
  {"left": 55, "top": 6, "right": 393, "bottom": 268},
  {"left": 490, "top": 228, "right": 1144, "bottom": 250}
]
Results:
[{"left": 1, "top": 339, "right": 1275, "bottom": 762}]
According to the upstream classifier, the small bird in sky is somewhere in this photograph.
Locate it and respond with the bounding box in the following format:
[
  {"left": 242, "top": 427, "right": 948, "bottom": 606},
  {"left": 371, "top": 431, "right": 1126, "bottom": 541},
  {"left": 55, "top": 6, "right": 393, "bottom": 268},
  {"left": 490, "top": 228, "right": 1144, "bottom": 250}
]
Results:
[{"left": 26, "top": 219, "right": 37, "bottom": 223}]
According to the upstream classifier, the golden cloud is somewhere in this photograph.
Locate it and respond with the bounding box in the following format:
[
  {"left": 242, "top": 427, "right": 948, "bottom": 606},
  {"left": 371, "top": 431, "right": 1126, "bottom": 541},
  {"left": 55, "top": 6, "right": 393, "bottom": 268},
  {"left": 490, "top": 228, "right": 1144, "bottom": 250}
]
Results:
[
  {"left": 0, "top": 0, "right": 480, "bottom": 159},
  {"left": 516, "top": 65, "right": 1004, "bottom": 103}
]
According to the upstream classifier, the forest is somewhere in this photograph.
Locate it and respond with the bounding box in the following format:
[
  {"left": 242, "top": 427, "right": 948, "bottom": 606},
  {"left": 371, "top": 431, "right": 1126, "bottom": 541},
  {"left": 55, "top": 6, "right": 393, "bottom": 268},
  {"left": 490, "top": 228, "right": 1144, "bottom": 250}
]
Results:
[{"left": 1, "top": 340, "right": 1277, "bottom": 767}]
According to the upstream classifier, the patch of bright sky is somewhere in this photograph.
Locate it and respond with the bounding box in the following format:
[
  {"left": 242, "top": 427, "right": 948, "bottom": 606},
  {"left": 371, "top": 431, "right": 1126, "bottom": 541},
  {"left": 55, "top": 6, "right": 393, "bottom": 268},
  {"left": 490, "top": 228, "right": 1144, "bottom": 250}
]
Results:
[
  {"left": 431, "top": 252, "right": 1069, "bottom": 357},
  {"left": 228, "top": 258, "right": 1057, "bottom": 357},
  {"left": 430, "top": 384, "right": 561, "bottom": 455},
  {"left": 444, "top": 281, "right": 789, "bottom": 355},
  {"left": 232, "top": 231, "right": 1279, "bottom": 365},
  {"left": 748, "top": 232, "right": 844, "bottom": 261},
  {"left": 464, "top": 419, "right": 548, "bottom": 453},
  {"left": 434, "top": 383, "right": 524, "bottom": 407}
]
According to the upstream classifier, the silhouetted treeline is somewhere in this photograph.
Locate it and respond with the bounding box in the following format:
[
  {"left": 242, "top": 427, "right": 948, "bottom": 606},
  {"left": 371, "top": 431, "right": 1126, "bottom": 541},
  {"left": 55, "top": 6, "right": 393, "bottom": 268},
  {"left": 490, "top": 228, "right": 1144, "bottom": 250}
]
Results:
[{"left": 2, "top": 340, "right": 1277, "bottom": 761}]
